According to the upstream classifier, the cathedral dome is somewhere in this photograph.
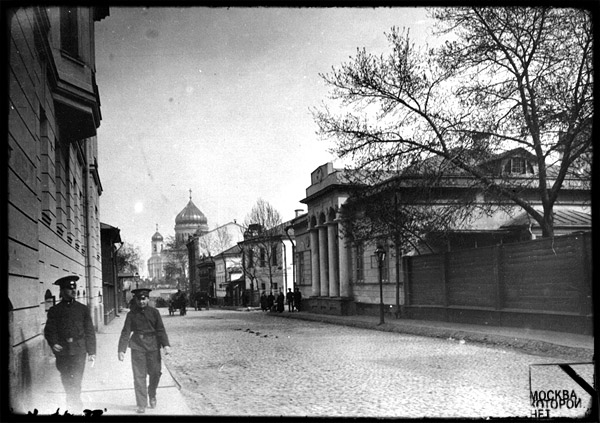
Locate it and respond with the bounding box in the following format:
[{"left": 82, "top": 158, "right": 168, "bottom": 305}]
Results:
[
  {"left": 175, "top": 199, "right": 207, "bottom": 226},
  {"left": 152, "top": 231, "right": 163, "bottom": 241}
]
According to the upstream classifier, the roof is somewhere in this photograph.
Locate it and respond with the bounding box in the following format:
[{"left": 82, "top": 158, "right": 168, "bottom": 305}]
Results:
[
  {"left": 500, "top": 208, "right": 591, "bottom": 229},
  {"left": 152, "top": 231, "right": 163, "bottom": 241},
  {"left": 175, "top": 199, "right": 207, "bottom": 225},
  {"left": 215, "top": 244, "right": 242, "bottom": 257},
  {"left": 100, "top": 222, "right": 122, "bottom": 243}
]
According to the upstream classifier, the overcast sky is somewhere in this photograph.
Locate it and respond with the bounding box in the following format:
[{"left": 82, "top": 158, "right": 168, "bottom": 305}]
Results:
[{"left": 95, "top": 7, "right": 435, "bottom": 274}]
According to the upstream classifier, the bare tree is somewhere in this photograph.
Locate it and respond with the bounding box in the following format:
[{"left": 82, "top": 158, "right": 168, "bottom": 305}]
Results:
[
  {"left": 241, "top": 199, "right": 283, "bottom": 294},
  {"left": 164, "top": 236, "right": 188, "bottom": 289},
  {"left": 313, "top": 7, "right": 592, "bottom": 238},
  {"left": 197, "top": 226, "right": 233, "bottom": 258},
  {"left": 197, "top": 225, "right": 235, "bottom": 292},
  {"left": 116, "top": 242, "right": 142, "bottom": 274}
]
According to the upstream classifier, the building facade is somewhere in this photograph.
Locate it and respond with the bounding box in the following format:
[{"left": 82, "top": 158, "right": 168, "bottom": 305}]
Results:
[
  {"left": 238, "top": 221, "right": 296, "bottom": 305},
  {"left": 100, "top": 222, "right": 122, "bottom": 325},
  {"left": 8, "top": 6, "right": 109, "bottom": 412},
  {"left": 187, "top": 221, "right": 244, "bottom": 303},
  {"left": 214, "top": 245, "right": 243, "bottom": 305},
  {"left": 292, "top": 154, "right": 591, "bottom": 317}
]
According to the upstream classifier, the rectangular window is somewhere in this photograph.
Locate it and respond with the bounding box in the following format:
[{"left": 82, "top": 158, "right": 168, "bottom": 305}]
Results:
[
  {"left": 271, "top": 245, "right": 278, "bottom": 266},
  {"left": 260, "top": 248, "right": 266, "bottom": 267},
  {"left": 40, "top": 108, "right": 54, "bottom": 226},
  {"left": 248, "top": 248, "right": 254, "bottom": 268},
  {"left": 60, "top": 7, "right": 79, "bottom": 57},
  {"left": 356, "top": 243, "right": 364, "bottom": 282},
  {"left": 297, "top": 252, "right": 304, "bottom": 285},
  {"left": 504, "top": 158, "right": 534, "bottom": 175},
  {"left": 55, "top": 139, "right": 68, "bottom": 237},
  {"left": 261, "top": 283, "right": 266, "bottom": 291}
]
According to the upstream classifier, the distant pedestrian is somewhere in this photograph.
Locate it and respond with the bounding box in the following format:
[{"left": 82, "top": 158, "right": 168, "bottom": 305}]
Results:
[
  {"left": 267, "top": 292, "right": 275, "bottom": 312},
  {"left": 260, "top": 292, "right": 268, "bottom": 311},
  {"left": 118, "top": 288, "right": 171, "bottom": 414},
  {"left": 44, "top": 275, "right": 96, "bottom": 413},
  {"left": 286, "top": 288, "right": 294, "bottom": 312},
  {"left": 276, "top": 290, "right": 285, "bottom": 313},
  {"left": 293, "top": 288, "right": 302, "bottom": 312}
]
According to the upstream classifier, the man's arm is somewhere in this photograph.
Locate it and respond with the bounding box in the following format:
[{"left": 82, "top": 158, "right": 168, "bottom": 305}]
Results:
[
  {"left": 117, "top": 312, "right": 133, "bottom": 353},
  {"left": 44, "top": 307, "right": 63, "bottom": 353},
  {"left": 154, "top": 308, "right": 170, "bottom": 348}
]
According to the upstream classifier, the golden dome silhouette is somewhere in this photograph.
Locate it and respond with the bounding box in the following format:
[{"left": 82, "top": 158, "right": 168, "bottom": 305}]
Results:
[{"left": 175, "top": 199, "right": 207, "bottom": 226}]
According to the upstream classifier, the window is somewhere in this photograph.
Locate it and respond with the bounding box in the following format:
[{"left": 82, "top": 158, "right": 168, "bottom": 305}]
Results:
[
  {"left": 247, "top": 248, "right": 254, "bottom": 268},
  {"left": 271, "top": 245, "right": 278, "bottom": 266},
  {"left": 297, "top": 253, "right": 304, "bottom": 284},
  {"left": 356, "top": 243, "right": 364, "bottom": 282},
  {"left": 55, "top": 139, "right": 69, "bottom": 237},
  {"left": 60, "top": 7, "right": 79, "bottom": 57},
  {"left": 40, "top": 108, "right": 53, "bottom": 226},
  {"left": 504, "top": 158, "right": 534, "bottom": 175},
  {"left": 261, "top": 283, "right": 266, "bottom": 290},
  {"left": 260, "top": 248, "right": 266, "bottom": 267}
]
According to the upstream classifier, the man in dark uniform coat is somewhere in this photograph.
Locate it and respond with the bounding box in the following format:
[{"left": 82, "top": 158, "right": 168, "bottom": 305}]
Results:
[
  {"left": 286, "top": 288, "right": 294, "bottom": 312},
  {"left": 118, "top": 288, "right": 171, "bottom": 414},
  {"left": 44, "top": 275, "right": 96, "bottom": 412}
]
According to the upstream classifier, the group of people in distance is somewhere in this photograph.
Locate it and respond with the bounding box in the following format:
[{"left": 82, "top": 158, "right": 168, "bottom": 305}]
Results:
[{"left": 260, "top": 288, "right": 302, "bottom": 313}]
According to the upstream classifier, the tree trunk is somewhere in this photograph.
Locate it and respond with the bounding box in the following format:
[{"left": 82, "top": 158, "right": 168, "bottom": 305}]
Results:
[{"left": 541, "top": 205, "right": 554, "bottom": 238}]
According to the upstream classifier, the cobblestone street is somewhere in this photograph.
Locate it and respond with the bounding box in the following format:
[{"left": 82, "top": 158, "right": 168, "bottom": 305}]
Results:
[{"left": 162, "top": 309, "right": 593, "bottom": 418}]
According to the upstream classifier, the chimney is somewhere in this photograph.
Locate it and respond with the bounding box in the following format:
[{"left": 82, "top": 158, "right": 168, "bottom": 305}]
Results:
[{"left": 295, "top": 209, "right": 303, "bottom": 218}]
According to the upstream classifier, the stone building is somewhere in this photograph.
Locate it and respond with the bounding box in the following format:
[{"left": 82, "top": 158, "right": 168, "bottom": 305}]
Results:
[
  {"left": 147, "top": 192, "right": 209, "bottom": 284},
  {"left": 7, "top": 6, "right": 109, "bottom": 412},
  {"left": 238, "top": 221, "right": 296, "bottom": 305},
  {"left": 187, "top": 221, "right": 244, "bottom": 303},
  {"left": 100, "top": 222, "right": 122, "bottom": 325},
  {"left": 292, "top": 152, "right": 591, "bottom": 316}
]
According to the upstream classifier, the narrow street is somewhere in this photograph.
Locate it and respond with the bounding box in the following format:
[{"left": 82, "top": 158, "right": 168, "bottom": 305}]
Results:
[{"left": 162, "top": 309, "right": 592, "bottom": 418}]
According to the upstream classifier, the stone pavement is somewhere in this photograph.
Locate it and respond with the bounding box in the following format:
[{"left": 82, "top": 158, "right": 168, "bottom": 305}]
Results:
[
  {"left": 266, "top": 308, "right": 594, "bottom": 361},
  {"left": 20, "top": 308, "right": 192, "bottom": 417},
  {"left": 13, "top": 305, "right": 594, "bottom": 418}
]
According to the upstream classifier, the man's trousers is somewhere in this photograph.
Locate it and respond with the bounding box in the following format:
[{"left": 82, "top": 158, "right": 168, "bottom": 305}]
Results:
[
  {"left": 55, "top": 353, "right": 86, "bottom": 411},
  {"left": 131, "top": 349, "right": 162, "bottom": 408}
]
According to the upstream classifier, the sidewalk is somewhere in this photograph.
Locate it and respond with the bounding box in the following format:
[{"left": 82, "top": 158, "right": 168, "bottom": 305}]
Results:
[
  {"left": 266, "top": 309, "right": 595, "bottom": 361},
  {"left": 25, "top": 308, "right": 192, "bottom": 417}
]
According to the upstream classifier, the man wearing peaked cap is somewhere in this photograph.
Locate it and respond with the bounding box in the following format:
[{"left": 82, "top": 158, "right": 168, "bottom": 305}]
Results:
[
  {"left": 44, "top": 275, "right": 96, "bottom": 413},
  {"left": 118, "top": 286, "right": 171, "bottom": 413},
  {"left": 131, "top": 288, "right": 151, "bottom": 298}
]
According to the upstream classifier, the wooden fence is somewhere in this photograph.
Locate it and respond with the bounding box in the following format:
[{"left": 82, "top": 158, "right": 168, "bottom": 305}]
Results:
[{"left": 403, "top": 232, "right": 592, "bottom": 334}]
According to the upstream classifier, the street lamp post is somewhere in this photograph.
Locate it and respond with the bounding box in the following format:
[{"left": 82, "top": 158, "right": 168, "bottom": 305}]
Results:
[
  {"left": 134, "top": 272, "right": 140, "bottom": 290},
  {"left": 375, "top": 246, "right": 386, "bottom": 325}
]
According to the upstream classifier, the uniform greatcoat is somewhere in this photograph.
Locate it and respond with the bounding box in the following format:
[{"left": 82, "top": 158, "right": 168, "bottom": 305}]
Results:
[
  {"left": 118, "top": 305, "right": 170, "bottom": 408},
  {"left": 44, "top": 299, "right": 96, "bottom": 410}
]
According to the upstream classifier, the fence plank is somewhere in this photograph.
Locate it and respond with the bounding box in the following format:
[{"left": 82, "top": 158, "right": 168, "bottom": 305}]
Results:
[{"left": 407, "top": 233, "right": 591, "bottom": 318}]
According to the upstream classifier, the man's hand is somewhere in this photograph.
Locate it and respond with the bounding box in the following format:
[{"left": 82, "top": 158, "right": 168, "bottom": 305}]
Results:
[
  {"left": 52, "top": 344, "right": 63, "bottom": 353},
  {"left": 88, "top": 355, "right": 96, "bottom": 367},
  {"left": 164, "top": 346, "right": 171, "bottom": 355},
  {"left": 118, "top": 352, "right": 125, "bottom": 361}
]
